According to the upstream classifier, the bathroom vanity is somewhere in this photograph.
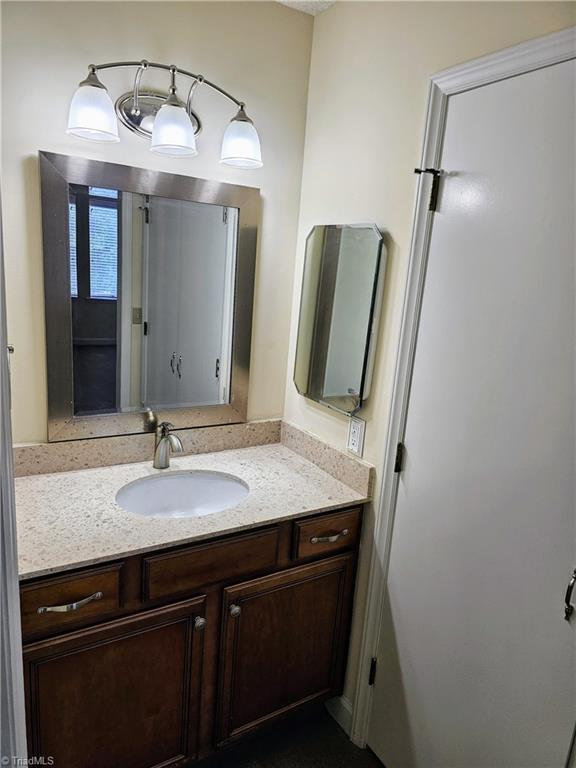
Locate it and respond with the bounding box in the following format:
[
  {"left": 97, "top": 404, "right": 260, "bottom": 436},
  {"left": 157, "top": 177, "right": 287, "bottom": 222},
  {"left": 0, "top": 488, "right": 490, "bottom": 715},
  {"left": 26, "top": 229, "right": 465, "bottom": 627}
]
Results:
[
  {"left": 15, "top": 148, "right": 378, "bottom": 766},
  {"left": 15, "top": 444, "right": 368, "bottom": 767}
]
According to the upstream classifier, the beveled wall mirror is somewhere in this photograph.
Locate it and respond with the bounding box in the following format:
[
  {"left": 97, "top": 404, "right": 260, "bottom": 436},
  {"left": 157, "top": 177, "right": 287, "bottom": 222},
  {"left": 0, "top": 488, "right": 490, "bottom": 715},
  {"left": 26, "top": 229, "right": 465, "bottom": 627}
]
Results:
[
  {"left": 294, "top": 224, "right": 385, "bottom": 415},
  {"left": 40, "top": 152, "right": 259, "bottom": 441}
]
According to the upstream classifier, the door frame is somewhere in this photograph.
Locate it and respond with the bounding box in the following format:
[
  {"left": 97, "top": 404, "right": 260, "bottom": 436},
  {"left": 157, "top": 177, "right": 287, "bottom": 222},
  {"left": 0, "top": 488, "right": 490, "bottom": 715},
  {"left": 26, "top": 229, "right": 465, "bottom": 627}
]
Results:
[
  {"left": 0, "top": 192, "right": 28, "bottom": 759},
  {"left": 350, "top": 25, "right": 576, "bottom": 750}
]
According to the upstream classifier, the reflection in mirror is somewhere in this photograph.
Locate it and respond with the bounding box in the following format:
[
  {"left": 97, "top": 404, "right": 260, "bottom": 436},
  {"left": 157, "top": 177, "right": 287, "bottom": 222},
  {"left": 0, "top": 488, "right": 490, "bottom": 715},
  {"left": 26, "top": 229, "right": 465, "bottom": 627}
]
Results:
[
  {"left": 68, "top": 185, "right": 237, "bottom": 416},
  {"left": 294, "top": 224, "right": 385, "bottom": 415},
  {"left": 40, "top": 152, "right": 259, "bottom": 441}
]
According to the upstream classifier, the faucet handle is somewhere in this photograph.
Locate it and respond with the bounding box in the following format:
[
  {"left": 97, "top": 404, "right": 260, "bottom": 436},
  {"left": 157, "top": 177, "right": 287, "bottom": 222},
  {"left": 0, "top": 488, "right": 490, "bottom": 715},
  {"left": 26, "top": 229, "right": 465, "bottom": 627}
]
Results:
[{"left": 156, "top": 421, "right": 176, "bottom": 438}]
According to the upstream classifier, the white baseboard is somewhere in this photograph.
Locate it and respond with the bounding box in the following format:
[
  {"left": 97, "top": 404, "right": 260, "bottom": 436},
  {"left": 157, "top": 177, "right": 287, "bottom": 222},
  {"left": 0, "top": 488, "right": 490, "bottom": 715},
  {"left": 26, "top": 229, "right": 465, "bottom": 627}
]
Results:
[{"left": 325, "top": 695, "right": 353, "bottom": 736}]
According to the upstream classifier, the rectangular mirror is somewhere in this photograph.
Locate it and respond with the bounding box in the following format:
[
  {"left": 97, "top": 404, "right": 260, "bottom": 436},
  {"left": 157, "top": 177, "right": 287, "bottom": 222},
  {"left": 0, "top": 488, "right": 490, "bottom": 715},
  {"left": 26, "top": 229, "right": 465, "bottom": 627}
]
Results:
[
  {"left": 40, "top": 153, "right": 260, "bottom": 441},
  {"left": 294, "top": 224, "right": 385, "bottom": 415}
]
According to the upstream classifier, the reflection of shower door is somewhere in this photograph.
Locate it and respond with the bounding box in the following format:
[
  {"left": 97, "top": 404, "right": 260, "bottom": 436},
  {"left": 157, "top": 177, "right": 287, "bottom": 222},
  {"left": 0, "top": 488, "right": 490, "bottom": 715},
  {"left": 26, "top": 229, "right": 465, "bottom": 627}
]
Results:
[{"left": 142, "top": 198, "right": 234, "bottom": 409}]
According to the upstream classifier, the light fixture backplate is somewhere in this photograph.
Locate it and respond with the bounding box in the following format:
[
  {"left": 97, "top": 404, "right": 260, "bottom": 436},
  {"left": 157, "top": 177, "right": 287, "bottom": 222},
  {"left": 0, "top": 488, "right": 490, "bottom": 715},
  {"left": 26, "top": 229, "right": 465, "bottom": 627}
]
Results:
[{"left": 115, "top": 90, "right": 202, "bottom": 139}]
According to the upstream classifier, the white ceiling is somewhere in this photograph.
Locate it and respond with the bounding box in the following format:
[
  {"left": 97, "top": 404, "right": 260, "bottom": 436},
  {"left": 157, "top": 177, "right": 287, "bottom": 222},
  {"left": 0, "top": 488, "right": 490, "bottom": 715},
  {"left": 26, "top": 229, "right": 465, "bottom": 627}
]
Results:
[{"left": 278, "top": 1, "right": 335, "bottom": 16}]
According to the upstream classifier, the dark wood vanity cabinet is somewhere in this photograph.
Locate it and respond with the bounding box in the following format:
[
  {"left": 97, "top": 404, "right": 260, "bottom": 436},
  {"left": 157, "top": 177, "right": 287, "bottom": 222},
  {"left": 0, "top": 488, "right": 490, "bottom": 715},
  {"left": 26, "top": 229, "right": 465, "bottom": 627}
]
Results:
[
  {"left": 21, "top": 507, "right": 362, "bottom": 767},
  {"left": 217, "top": 553, "right": 355, "bottom": 744},
  {"left": 23, "top": 597, "right": 207, "bottom": 768}
]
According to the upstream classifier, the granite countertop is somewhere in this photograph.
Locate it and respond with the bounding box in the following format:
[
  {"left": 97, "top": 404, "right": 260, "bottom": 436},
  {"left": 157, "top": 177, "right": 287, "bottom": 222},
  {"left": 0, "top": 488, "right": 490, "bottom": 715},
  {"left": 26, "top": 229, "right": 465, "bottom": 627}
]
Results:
[{"left": 15, "top": 444, "right": 369, "bottom": 581}]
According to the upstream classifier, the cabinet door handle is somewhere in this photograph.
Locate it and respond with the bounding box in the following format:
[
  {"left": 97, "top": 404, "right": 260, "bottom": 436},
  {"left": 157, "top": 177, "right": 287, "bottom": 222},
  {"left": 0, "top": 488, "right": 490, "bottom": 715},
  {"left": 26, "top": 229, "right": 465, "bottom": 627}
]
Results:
[
  {"left": 229, "top": 604, "right": 241, "bottom": 618},
  {"left": 565, "top": 568, "right": 576, "bottom": 621},
  {"left": 177, "top": 355, "right": 182, "bottom": 379},
  {"left": 170, "top": 353, "right": 176, "bottom": 374},
  {"left": 194, "top": 616, "right": 207, "bottom": 631},
  {"left": 310, "top": 528, "right": 349, "bottom": 545},
  {"left": 37, "top": 591, "right": 103, "bottom": 615}
]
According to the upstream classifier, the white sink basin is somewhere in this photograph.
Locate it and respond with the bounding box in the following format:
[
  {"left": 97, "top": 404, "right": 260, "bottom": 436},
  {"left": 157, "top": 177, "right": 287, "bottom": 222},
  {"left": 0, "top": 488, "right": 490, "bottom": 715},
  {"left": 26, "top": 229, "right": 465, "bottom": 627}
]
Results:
[{"left": 115, "top": 470, "right": 249, "bottom": 519}]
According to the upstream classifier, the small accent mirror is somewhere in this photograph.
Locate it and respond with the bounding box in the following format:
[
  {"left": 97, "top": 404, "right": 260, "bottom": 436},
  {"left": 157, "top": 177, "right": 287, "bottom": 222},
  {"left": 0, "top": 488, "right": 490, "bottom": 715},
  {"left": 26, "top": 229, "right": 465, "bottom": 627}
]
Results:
[{"left": 294, "top": 224, "right": 385, "bottom": 415}]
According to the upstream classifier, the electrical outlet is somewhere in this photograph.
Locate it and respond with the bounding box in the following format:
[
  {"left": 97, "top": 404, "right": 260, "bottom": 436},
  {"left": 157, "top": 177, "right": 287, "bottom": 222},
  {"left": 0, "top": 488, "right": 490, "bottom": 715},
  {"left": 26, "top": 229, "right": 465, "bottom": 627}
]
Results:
[{"left": 347, "top": 417, "right": 365, "bottom": 457}]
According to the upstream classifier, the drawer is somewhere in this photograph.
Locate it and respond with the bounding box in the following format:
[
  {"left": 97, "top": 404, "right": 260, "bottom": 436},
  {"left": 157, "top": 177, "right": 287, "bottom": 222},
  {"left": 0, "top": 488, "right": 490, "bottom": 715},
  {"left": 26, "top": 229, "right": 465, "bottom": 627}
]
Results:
[
  {"left": 21, "top": 563, "right": 123, "bottom": 639},
  {"left": 143, "top": 527, "right": 280, "bottom": 602},
  {"left": 293, "top": 508, "right": 361, "bottom": 560}
]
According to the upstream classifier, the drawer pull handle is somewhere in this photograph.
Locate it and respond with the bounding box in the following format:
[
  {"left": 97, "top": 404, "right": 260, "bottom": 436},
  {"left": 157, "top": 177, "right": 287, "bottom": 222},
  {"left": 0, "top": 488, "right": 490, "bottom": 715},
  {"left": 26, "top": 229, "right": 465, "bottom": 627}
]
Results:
[
  {"left": 310, "top": 528, "right": 349, "bottom": 545},
  {"left": 194, "top": 616, "right": 207, "bottom": 631},
  {"left": 230, "top": 604, "right": 241, "bottom": 618},
  {"left": 37, "top": 591, "right": 103, "bottom": 615}
]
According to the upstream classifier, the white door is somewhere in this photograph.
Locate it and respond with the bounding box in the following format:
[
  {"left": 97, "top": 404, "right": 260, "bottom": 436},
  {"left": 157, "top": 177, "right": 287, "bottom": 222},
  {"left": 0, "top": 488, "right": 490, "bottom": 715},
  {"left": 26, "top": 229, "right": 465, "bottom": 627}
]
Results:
[{"left": 368, "top": 59, "right": 576, "bottom": 767}]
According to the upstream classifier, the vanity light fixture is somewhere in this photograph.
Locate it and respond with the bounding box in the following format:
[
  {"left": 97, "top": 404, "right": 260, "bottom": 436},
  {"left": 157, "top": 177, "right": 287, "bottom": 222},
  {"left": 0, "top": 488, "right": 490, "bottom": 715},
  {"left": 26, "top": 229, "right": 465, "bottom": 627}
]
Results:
[{"left": 67, "top": 60, "right": 263, "bottom": 167}]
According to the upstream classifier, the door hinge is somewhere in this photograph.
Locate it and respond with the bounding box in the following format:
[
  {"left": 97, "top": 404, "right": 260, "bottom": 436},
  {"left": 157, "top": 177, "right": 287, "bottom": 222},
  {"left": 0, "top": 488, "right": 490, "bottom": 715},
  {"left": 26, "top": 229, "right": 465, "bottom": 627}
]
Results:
[
  {"left": 139, "top": 204, "right": 150, "bottom": 223},
  {"left": 414, "top": 167, "right": 442, "bottom": 212},
  {"left": 368, "top": 657, "right": 377, "bottom": 686},
  {"left": 394, "top": 442, "right": 405, "bottom": 473},
  {"left": 143, "top": 321, "right": 149, "bottom": 336},
  {"left": 215, "top": 358, "right": 220, "bottom": 379},
  {"left": 223, "top": 208, "right": 228, "bottom": 225}
]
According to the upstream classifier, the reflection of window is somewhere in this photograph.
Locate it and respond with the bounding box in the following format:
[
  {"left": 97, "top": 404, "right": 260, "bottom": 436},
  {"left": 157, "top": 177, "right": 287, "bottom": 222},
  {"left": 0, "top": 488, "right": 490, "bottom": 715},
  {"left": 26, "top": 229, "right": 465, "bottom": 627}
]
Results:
[
  {"left": 69, "top": 186, "right": 119, "bottom": 300},
  {"left": 89, "top": 199, "right": 118, "bottom": 299},
  {"left": 69, "top": 201, "right": 77, "bottom": 297}
]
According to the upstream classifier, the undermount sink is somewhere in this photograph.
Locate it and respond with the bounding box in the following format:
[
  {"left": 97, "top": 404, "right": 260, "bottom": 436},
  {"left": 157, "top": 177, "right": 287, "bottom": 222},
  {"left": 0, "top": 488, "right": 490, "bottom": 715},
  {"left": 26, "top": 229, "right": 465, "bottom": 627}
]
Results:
[{"left": 115, "top": 470, "right": 249, "bottom": 519}]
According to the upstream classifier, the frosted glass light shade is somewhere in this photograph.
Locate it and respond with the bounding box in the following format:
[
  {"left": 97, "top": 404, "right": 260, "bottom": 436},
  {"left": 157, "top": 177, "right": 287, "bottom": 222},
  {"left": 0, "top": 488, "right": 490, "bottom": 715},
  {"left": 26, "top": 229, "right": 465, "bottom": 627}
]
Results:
[
  {"left": 220, "top": 116, "right": 262, "bottom": 169},
  {"left": 150, "top": 103, "right": 197, "bottom": 156},
  {"left": 67, "top": 85, "right": 120, "bottom": 142}
]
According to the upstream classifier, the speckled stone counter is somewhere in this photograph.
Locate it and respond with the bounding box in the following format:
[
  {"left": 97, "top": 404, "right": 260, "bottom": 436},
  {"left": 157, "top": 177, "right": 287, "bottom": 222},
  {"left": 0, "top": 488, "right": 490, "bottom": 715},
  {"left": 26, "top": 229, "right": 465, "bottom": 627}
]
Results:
[{"left": 15, "top": 444, "right": 369, "bottom": 581}]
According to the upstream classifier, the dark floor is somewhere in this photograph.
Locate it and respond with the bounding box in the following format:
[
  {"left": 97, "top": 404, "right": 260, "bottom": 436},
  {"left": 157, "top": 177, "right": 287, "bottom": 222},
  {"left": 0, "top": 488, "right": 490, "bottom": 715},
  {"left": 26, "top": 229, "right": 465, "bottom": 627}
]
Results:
[{"left": 198, "top": 706, "right": 383, "bottom": 768}]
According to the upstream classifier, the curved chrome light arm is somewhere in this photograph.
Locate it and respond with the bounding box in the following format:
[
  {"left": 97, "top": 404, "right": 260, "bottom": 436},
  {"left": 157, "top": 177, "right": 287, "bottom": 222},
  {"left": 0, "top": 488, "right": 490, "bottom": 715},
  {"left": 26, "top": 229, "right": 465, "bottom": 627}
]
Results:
[
  {"left": 92, "top": 60, "right": 244, "bottom": 108},
  {"left": 131, "top": 60, "right": 148, "bottom": 117},
  {"left": 186, "top": 75, "right": 204, "bottom": 117}
]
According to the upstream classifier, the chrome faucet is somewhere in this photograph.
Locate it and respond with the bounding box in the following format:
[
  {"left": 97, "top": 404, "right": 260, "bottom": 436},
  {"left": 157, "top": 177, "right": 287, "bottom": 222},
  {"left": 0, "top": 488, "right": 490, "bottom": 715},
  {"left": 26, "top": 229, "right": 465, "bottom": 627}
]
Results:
[{"left": 153, "top": 421, "right": 184, "bottom": 469}]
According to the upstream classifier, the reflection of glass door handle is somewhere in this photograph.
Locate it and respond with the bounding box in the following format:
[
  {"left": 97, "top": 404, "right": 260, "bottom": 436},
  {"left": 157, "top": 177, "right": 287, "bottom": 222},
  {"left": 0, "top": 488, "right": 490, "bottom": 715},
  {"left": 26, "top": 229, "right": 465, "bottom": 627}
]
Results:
[
  {"left": 177, "top": 355, "right": 182, "bottom": 379},
  {"left": 170, "top": 353, "right": 176, "bottom": 374}
]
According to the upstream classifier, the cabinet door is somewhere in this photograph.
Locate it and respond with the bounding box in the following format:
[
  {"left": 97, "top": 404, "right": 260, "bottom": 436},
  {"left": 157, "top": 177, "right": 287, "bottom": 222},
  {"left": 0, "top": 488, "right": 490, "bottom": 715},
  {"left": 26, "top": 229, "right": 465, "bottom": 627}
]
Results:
[
  {"left": 217, "top": 554, "right": 355, "bottom": 744},
  {"left": 24, "top": 597, "right": 206, "bottom": 768}
]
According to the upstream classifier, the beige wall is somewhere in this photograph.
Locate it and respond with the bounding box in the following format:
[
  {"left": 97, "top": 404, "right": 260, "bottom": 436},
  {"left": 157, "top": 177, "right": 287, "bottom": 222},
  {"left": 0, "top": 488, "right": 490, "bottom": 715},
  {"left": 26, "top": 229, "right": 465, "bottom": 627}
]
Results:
[
  {"left": 1, "top": 1, "right": 313, "bottom": 443},
  {"left": 3, "top": 0, "right": 575, "bottom": 711},
  {"left": 284, "top": 0, "right": 575, "bottom": 701}
]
